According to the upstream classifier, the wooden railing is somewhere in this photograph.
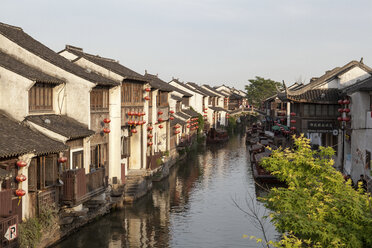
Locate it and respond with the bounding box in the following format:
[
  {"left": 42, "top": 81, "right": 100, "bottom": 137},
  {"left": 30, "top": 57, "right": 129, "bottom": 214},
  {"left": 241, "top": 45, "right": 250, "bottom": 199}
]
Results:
[
  {"left": 147, "top": 152, "right": 162, "bottom": 170},
  {"left": 86, "top": 168, "right": 106, "bottom": 195},
  {"left": 0, "top": 190, "right": 12, "bottom": 218},
  {"left": 62, "top": 168, "right": 86, "bottom": 206},
  {"left": 0, "top": 215, "right": 18, "bottom": 247}
]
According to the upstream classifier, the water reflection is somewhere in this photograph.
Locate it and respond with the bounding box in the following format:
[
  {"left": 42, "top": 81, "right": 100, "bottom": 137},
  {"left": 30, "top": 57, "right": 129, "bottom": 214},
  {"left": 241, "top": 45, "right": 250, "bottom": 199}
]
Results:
[{"left": 54, "top": 135, "right": 276, "bottom": 248}]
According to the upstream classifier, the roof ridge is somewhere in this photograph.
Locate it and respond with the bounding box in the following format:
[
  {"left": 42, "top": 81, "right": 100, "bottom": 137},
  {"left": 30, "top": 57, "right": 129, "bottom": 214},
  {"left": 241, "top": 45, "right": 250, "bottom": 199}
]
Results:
[
  {"left": 0, "top": 22, "right": 22, "bottom": 31},
  {"left": 65, "top": 44, "right": 83, "bottom": 51}
]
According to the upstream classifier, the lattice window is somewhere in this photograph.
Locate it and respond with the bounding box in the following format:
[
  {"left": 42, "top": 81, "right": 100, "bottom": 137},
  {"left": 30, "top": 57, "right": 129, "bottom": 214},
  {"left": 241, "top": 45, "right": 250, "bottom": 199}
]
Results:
[
  {"left": 90, "top": 88, "right": 109, "bottom": 111},
  {"left": 29, "top": 83, "right": 53, "bottom": 112}
]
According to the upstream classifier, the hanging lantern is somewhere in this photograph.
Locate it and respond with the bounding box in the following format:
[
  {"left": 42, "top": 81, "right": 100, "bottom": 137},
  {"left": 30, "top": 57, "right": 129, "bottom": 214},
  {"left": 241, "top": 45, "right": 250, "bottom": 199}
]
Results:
[
  {"left": 342, "top": 117, "right": 351, "bottom": 122},
  {"left": 17, "top": 161, "right": 27, "bottom": 167},
  {"left": 147, "top": 126, "right": 153, "bottom": 131},
  {"left": 148, "top": 134, "right": 153, "bottom": 138},
  {"left": 343, "top": 99, "right": 350, "bottom": 105},
  {"left": 338, "top": 100, "right": 344, "bottom": 105},
  {"left": 175, "top": 125, "right": 180, "bottom": 129},
  {"left": 204, "top": 108, "right": 208, "bottom": 110},
  {"left": 338, "top": 108, "right": 344, "bottom": 113},
  {"left": 226, "top": 117, "right": 230, "bottom": 119},
  {"left": 187, "top": 124, "right": 191, "bottom": 128},
  {"left": 131, "top": 129, "right": 138, "bottom": 134},
  {"left": 204, "top": 111, "right": 207, "bottom": 114},
  {"left": 145, "top": 88, "right": 151, "bottom": 92},
  {"left": 15, "top": 189, "right": 26, "bottom": 197},
  {"left": 158, "top": 111, "right": 163, "bottom": 115},
  {"left": 136, "top": 112, "right": 141, "bottom": 117},
  {"left": 290, "top": 120, "right": 296, "bottom": 124},
  {"left": 187, "top": 120, "right": 191, "bottom": 123},
  {"left": 159, "top": 124, "right": 163, "bottom": 129},
  {"left": 204, "top": 114, "right": 207, "bottom": 117},
  {"left": 290, "top": 112, "right": 296, "bottom": 116},
  {"left": 103, "top": 118, "right": 111, "bottom": 124},
  {"left": 290, "top": 127, "right": 296, "bottom": 130},
  {"left": 280, "top": 118, "right": 285, "bottom": 122},
  {"left": 128, "top": 120, "right": 134, "bottom": 125},
  {"left": 147, "top": 142, "right": 153, "bottom": 146},
  {"left": 127, "top": 111, "right": 133, "bottom": 116},
  {"left": 103, "top": 128, "right": 110, "bottom": 134},
  {"left": 195, "top": 126, "right": 199, "bottom": 129},
  {"left": 58, "top": 157, "right": 68, "bottom": 163},
  {"left": 134, "top": 121, "right": 139, "bottom": 125},
  {"left": 142, "top": 120, "right": 146, "bottom": 125},
  {"left": 16, "top": 174, "right": 27, "bottom": 182},
  {"left": 138, "top": 121, "right": 143, "bottom": 125},
  {"left": 158, "top": 118, "right": 164, "bottom": 123},
  {"left": 344, "top": 108, "right": 350, "bottom": 113},
  {"left": 170, "top": 116, "right": 174, "bottom": 120},
  {"left": 169, "top": 110, "right": 175, "bottom": 114},
  {"left": 142, "top": 112, "right": 146, "bottom": 116},
  {"left": 144, "top": 96, "right": 150, "bottom": 100},
  {"left": 337, "top": 116, "right": 342, "bottom": 121}
]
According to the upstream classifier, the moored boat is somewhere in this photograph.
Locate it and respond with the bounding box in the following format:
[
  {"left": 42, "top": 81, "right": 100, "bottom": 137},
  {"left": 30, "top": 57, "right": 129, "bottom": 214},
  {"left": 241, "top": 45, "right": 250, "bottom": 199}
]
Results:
[{"left": 206, "top": 128, "right": 229, "bottom": 144}]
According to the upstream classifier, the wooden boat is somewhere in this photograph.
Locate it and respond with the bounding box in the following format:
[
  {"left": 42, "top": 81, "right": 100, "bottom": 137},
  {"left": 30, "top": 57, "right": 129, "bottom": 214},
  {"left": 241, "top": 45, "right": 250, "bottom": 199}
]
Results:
[
  {"left": 206, "top": 128, "right": 229, "bottom": 144},
  {"left": 251, "top": 150, "right": 282, "bottom": 184}
]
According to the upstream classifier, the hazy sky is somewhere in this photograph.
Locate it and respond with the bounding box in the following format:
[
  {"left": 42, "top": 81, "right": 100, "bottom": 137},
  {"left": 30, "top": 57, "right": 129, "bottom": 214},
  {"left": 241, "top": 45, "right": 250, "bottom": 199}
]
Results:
[{"left": 2, "top": 0, "right": 372, "bottom": 90}]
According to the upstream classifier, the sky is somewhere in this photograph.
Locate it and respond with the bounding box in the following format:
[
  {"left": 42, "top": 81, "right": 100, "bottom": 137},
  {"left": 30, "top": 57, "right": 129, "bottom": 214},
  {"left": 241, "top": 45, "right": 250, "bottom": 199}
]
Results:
[{"left": 2, "top": 0, "right": 372, "bottom": 90}]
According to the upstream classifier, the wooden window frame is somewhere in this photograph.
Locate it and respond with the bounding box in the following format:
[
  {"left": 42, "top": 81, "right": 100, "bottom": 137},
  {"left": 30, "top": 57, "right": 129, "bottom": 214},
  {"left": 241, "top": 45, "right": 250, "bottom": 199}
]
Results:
[
  {"left": 121, "top": 136, "right": 130, "bottom": 158},
  {"left": 70, "top": 148, "right": 84, "bottom": 170},
  {"left": 91, "top": 88, "right": 109, "bottom": 112},
  {"left": 90, "top": 144, "right": 108, "bottom": 170},
  {"left": 29, "top": 83, "right": 53, "bottom": 112},
  {"left": 121, "top": 82, "right": 144, "bottom": 106}
]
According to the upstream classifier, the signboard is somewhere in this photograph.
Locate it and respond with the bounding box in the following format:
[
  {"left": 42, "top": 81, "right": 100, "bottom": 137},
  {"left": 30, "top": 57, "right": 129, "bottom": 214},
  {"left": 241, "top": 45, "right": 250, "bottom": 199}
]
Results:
[
  {"left": 307, "top": 121, "right": 335, "bottom": 133},
  {"left": 4, "top": 224, "right": 17, "bottom": 241}
]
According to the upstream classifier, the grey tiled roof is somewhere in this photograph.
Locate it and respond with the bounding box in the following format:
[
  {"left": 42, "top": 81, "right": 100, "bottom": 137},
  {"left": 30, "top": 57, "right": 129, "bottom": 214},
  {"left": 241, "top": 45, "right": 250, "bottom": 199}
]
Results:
[
  {"left": 187, "top": 82, "right": 217, "bottom": 97},
  {"left": 171, "top": 117, "right": 186, "bottom": 126},
  {"left": 209, "top": 106, "right": 228, "bottom": 112},
  {"left": 0, "top": 51, "right": 64, "bottom": 84},
  {"left": 175, "top": 112, "right": 190, "bottom": 119},
  {"left": 0, "top": 23, "right": 119, "bottom": 86},
  {"left": 0, "top": 112, "right": 68, "bottom": 158},
  {"left": 285, "top": 89, "right": 341, "bottom": 103},
  {"left": 203, "top": 85, "right": 229, "bottom": 97},
  {"left": 144, "top": 73, "right": 192, "bottom": 96},
  {"left": 171, "top": 95, "right": 183, "bottom": 102},
  {"left": 182, "top": 109, "right": 199, "bottom": 117},
  {"left": 63, "top": 45, "right": 147, "bottom": 83},
  {"left": 26, "top": 114, "right": 95, "bottom": 139},
  {"left": 343, "top": 76, "right": 372, "bottom": 93}
]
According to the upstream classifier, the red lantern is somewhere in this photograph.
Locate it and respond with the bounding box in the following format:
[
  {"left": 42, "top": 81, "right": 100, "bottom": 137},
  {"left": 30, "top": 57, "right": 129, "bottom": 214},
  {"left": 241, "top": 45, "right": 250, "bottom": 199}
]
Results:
[
  {"left": 142, "top": 112, "right": 146, "bottom": 116},
  {"left": 128, "top": 120, "right": 134, "bottom": 125},
  {"left": 344, "top": 108, "right": 350, "bottom": 113},
  {"left": 147, "top": 126, "right": 153, "bottom": 131},
  {"left": 170, "top": 116, "right": 174, "bottom": 120},
  {"left": 138, "top": 121, "right": 143, "bottom": 125},
  {"left": 204, "top": 114, "right": 207, "bottom": 117},
  {"left": 187, "top": 120, "right": 191, "bottom": 123},
  {"left": 134, "top": 121, "right": 138, "bottom": 125},
  {"left": 142, "top": 120, "right": 146, "bottom": 125},
  {"left": 290, "top": 127, "right": 296, "bottom": 130},
  {"left": 103, "top": 128, "right": 110, "bottom": 134},
  {"left": 158, "top": 111, "right": 163, "bottom": 115},
  {"left": 281, "top": 118, "right": 285, "bottom": 122},
  {"left": 15, "top": 189, "right": 26, "bottom": 197},
  {"left": 343, "top": 117, "right": 351, "bottom": 122},
  {"left": 144, "top": 96, "right": 150, "bottom": 100},
  {"left": 187, "top": 124, "right": 191, "bottom": 128},
  {"left": 148, "top": 134, "right": 153, "bottom": 138},
  {"left": 145, "top": 88, "right": 151, "bottom": 92},
  {"left": 103, "top": 118, "right": 111, "bottom": 124},
  {"left": 159, "top": 124, "right": 163, "bottom": 129},
  {"left": 195, "top": 126, "right": 199, "bottom": 129},
  {"left": 204, "top": 108, "right": 208, "bottom": 110},
  {"left": 343, "top": 99, "right": 350, "bottom": 105},
  {"left": 58, "top": 157, "right": 67, "bottom": 163},
  {"left": 169, "top": 110, "right": 175, "bottom": 114},
  {"left": 338, "top": 108, "right": 344, "bottom": 113},
  {"left": 17, "top": 161, "right": 27, "bottom": 167},
  {"left": 290, "top": 120, "right": 296, "bottom": 124},
  {"left": 290, "top": 112, "right": 296, "bottom": 116},
  {"left": 147, "top": 142, "right": 153, "bottom": 146},
  {"left": 136, "top": 112, "right": 141, "bottom": 117},
  {"left": 158, "top": 118, "right": 164, "bottom": 123},
  {"left": 131, "top": 129, "right": 137, "bottom": 134},
  {"left": 337, "top": 117, "right": 342, "bottom": 121},
  {"left": 16, "top": 174, "right": 27, "bottom": 182},
  {"left": 338, "top": 100, "right": 344, "bottom": 105},
  {"left": 127, "top": 111, "right": 132, "bottom": 116}
]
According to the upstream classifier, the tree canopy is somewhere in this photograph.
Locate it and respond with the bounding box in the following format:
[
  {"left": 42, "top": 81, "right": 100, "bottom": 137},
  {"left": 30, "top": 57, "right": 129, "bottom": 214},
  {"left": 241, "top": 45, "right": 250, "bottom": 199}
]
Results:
[
  {"left": 261, "top": 135, "right": 372, "bottom": 248},
  {"left": 245, "top": 76, "right": 282, "bottom": 108}
]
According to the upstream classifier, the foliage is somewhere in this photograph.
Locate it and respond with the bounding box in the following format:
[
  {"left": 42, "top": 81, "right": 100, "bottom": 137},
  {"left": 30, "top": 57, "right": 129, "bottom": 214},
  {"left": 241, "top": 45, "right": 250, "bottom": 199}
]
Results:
[
  {"left": 156, "top": 157, "right": 163, "bottom": 166},
  {"left": 227, "top": 115, "right": 237, "bottom": 133},
  {"left": 197, "top": 113, "right": 204, "bottom": 134},
  {"left": 245, "top": 76, "right": 282, "bottom": 108},
  {"left": 162, "top": 150, "right": 169, "bottom": 157},
  {"left": 19, "top": 204, "right": 58, "bottom": 248},
  {"left": 260, "top": 135, "right": 372, "bottom": 248}
]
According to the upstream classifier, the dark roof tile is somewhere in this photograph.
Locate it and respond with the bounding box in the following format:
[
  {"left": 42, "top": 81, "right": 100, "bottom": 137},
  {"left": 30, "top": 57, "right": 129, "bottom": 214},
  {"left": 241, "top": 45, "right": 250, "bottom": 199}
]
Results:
[
  {"left": 187, "top": 82, "right": 217, "bottom": 97},
  {"left": 26, "top": 114, "right": 95, "bottom": 139}
]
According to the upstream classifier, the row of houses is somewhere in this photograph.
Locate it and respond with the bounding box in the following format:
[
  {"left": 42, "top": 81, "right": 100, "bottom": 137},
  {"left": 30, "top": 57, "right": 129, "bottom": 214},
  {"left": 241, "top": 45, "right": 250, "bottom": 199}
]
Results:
[
  {"left": 263, "top": 58, "right": 372, "bottom": 191},
  {"left": 0, "top": 22, "right": 248, "bottom": 246}
]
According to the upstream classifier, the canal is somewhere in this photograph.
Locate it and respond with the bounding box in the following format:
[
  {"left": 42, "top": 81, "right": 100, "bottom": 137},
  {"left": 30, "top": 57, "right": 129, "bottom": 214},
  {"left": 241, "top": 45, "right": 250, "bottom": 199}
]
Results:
[{"left": 54, "top": 134, "right": 277, "bottom": 248}]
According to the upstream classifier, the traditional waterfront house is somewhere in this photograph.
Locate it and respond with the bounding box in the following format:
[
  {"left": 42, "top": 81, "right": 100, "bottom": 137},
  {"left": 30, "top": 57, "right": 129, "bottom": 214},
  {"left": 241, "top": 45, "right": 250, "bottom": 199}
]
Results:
[
  {"left": 202, "top": 85, "right": 230, "bottom": 127},
  {"left": 58, "top": 45, "right": 149, "bottom": 178},
  {"left": 279, "top": 60, "right": 372, "bottom": 170},
  {"left": 0, "top": 23, "right": 121, "bottom": 210},
  {"left": 0, "top": 111, "right": 67, "bottom": 247},
  {"left": 342, "top": 77, "right": 372, "bottom": 190}
]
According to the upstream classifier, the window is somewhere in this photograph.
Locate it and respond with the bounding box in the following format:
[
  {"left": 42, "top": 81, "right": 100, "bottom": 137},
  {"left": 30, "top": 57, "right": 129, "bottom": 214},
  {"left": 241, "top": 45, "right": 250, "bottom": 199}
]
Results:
[
  {"left": 157, "top": 92, "right": 168, "bottom": 107},
  {"left": 316, "top": 105, "right": 322, "bottom": 116},
  {"left": 71, "top": 149, "right": 84, "bottom": 170},
  {"left": 121, "top": 136, "right": 130, "bottom": 158},
  {"left": 321, "top": 105, "right": 328, "bottom": 116},
  {"left": 309, "top": 104, "right": 315, "bottom": 116},
  {"left": 122, "top": 82, "right": 144, "bottom": 105},
  {"left": 91, "top": 88, "right": 109, "bottom": 111},
  {"left": 304, "top": 104, "right": 309, "bottom": 116},
  {"left": 90, "top": 144, "right": 108, "bottom": 170},
  {"left": 29, "top": 83, "right": 53, "bottom": 112},
  {"left": 366, "top": 150, "right": 371, "bottom": 170},
  {"left": 28, "top": 155, "right": 58, "bottom": 190}
]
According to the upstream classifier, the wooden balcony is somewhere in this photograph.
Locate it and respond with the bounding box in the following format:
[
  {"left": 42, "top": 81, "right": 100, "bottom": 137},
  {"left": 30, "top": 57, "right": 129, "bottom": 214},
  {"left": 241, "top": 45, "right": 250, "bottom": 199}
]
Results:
[
  {"left": 62, "top": 167, "right": 106, "bottom": 206},
  {"left": 121, "top": 106, "right": 145, "bottom": 126},
  {"left": 0, "top": 215, "right": 18, "bottom": 248}
]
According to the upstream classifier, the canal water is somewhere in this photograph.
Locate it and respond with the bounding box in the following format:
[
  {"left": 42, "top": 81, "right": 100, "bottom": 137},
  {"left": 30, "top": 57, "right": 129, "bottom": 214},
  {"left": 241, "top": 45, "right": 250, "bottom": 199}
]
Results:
[{"left": 54, "top": 134, "right": 277, "bottom": 248}]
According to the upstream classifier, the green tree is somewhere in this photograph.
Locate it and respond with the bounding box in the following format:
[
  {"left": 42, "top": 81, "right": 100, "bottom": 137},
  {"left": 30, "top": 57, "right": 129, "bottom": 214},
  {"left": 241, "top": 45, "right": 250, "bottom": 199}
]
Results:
[
  {"left": 245, "top": 76, "right": 281, "bottom": 108},
  {"left": 260, "top": 135, "right": 372, "bottom": 247}
]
